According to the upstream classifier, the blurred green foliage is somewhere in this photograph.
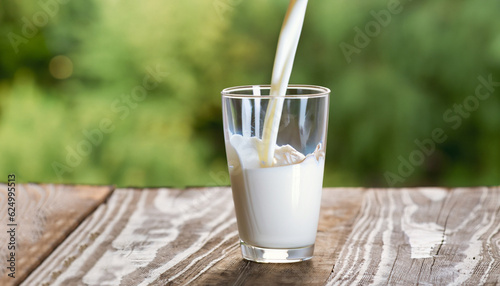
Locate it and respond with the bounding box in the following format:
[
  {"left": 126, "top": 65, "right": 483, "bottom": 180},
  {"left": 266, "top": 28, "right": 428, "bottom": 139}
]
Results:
[{"left": 0, "top": 0, "right": 499, "bottom": 187}]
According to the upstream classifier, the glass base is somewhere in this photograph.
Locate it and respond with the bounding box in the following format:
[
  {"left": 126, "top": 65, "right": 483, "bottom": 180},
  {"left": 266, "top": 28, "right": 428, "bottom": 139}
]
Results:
[{"left": 240, "top": 240, "right": 314, "bottom": 263}]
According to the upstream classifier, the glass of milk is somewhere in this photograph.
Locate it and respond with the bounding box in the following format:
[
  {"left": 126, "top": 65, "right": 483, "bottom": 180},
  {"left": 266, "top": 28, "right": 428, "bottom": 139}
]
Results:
[{"left": 222, "top": 85, "right": 330, "bottom": 263}]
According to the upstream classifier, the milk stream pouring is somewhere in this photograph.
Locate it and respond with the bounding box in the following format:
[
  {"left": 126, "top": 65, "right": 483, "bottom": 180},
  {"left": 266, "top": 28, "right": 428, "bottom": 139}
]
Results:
[{"left": 260, "top": 0, "right": 308, "bottom": 167}]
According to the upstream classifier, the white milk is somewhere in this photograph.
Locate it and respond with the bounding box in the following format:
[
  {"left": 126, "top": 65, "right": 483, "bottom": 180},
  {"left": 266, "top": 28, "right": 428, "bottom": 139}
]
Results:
[{"left": 227, "top": 134, "right": 325, "bottom": 248}]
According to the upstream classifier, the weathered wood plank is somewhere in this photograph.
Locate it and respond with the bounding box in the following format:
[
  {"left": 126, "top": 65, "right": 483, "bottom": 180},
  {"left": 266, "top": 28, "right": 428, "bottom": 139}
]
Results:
[
  {"left": 21, "top": 186, "right": 500, "bottom": 285},
  {"left": 326, "top": 187, "right": 500, "bottom": 285},
  {"left": 22, "top": 187, "right": 238, "bottom": 286},
  {"left": 0, "top": 183, "right": 113, "bottom": 286}
]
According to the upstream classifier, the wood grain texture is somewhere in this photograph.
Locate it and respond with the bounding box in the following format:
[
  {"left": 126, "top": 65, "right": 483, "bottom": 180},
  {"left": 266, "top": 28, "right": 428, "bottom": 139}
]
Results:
[
  {"left": 22, "top": 187, "right": 238, "bottom": 286},
  {"left": 326, "top": 187, "right": 500, "bottom": 285},
  {"left": 21, "top": 186, "right": 500, "bottom": 285},
  {"left": 0, "top": 183, "right": 113, "bottom": 286}
]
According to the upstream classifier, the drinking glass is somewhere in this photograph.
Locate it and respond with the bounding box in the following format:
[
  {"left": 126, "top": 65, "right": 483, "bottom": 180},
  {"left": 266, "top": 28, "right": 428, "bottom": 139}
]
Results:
[{"left": 222, "top": 85, "right": 330, "bottom": 263}]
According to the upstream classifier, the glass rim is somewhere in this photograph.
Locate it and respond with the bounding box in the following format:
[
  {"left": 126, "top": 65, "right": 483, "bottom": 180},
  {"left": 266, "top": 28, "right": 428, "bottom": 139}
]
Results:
[{"left": 221, "top": 84, "right": 330, "bottom": 99}]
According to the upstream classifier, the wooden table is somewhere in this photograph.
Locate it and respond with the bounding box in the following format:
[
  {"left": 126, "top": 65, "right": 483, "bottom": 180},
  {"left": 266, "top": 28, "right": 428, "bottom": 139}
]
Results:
[{"left": 1, "top": 184, "right": 499, "bottom": 285}]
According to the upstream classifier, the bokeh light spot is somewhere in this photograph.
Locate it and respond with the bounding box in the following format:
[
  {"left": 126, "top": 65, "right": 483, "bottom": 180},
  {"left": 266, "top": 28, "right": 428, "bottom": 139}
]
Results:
[{"left": 49, "top": 55, "right": 73, "bottom": 79}]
